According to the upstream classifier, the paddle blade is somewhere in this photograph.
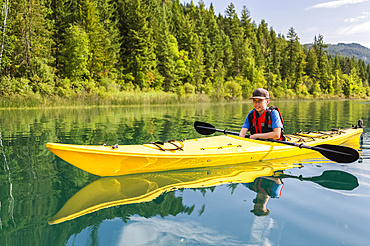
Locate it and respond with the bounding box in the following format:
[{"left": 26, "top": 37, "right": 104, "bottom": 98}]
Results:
[
  {"left": 314, "top": 144, "right": 359, "bottom": 163},
  {"left": 194, "top": 121, "right": 216, "bottom": 135},
  {"left": 309, "top": 170, "right": 359, "bottom": 190}
]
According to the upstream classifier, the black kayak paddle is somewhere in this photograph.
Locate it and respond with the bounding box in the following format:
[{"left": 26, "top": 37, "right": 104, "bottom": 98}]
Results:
[{"left": 194, "top": 121, "right": 359, "bottom": 163}]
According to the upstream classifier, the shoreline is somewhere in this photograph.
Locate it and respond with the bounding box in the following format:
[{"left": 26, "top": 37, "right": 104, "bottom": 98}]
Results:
[{"left": 0, "top": 91, "right": 368, "bottom": 110}]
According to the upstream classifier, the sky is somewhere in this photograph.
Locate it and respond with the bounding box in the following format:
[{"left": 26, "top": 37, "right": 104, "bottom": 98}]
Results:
[{"left": 181, "top": 0, "right": 370, "bottom": 49}]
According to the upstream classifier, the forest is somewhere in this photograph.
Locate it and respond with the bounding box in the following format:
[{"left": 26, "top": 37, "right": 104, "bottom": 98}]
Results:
[{"left": 0, "top": 0, "right": 369, "bottom": 104}]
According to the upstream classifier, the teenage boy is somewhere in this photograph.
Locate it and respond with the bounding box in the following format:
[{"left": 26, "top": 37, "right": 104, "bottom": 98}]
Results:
[{"left": 239, "top": 88, "right": 284, "bottom": 140}]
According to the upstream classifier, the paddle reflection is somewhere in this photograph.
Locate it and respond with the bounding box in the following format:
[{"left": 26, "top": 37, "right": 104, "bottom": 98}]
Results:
[{"left": 245, "top": 169, "right": 359, "bottom": 216}]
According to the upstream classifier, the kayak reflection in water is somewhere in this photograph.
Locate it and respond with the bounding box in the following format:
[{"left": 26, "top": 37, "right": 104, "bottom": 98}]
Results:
[{"left": 243, "top": 176, "right": 284, "bottom": 216}]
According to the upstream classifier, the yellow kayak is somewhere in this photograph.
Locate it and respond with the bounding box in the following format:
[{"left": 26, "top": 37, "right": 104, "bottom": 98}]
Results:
[{"left": 46, "top": 125, "right": 362, "bottom": 177}]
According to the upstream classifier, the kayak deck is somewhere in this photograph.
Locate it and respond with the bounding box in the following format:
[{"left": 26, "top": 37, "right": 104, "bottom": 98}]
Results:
[{"left": 46, "top": 127, "right": 363, "bottom": 176}]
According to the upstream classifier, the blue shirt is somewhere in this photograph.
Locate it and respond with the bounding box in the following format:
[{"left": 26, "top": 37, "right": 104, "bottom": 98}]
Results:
[
  {"left": 242, "top": 109, "right": 283, "bottom": 130},
  {"left": 243, "top": 178, "right": 284, "bottom": 198}
]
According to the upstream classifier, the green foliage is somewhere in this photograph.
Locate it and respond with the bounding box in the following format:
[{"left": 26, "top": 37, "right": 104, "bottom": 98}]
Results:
[
  {"left": 0, "top": 0, "right": 369, "bottom": 103},
  {"left": 224, "top": 80, "right": 242, "bottom": 99},
  {"left": 60, "top": 24, "right": 90, "bottom": 81},
  {"left": 175, "top": 84, "right": 185, "bottom": 97},
  {"left": 184, "top": 82, "right": 195, "bottom": 94},
  {"left": 120, "top": 0, "right": 157, "bottom": 89},
  {"left": 0, "top": 76, "right": 32, "bottom": 96},
  {"left": 55, "top": 78, "right": 73, "bottom": 97}
]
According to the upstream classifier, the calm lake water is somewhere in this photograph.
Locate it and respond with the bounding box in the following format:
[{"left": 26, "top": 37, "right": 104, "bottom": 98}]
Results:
[{"left": 1, "top": 100, "right": 370, "bottom": 246}]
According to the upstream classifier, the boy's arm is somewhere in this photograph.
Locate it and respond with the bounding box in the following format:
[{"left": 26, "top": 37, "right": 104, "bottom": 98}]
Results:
[
  {"left": 249, "top": 127, "right": 281, "bottom": 140},
  {"left": 239, "top": 128, "right": 249, "bottom": 137}
]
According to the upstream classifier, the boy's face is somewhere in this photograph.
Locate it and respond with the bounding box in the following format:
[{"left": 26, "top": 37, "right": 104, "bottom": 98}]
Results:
[{"left": 253, "top": 98, "right": 270, "bottom": 113}]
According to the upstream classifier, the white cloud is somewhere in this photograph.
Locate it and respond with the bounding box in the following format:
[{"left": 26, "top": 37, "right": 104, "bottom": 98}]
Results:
[
  {"left": 345, "top": 15, "right": 367, "bottom": 22},
  {"left": 345, "top": 12, "right": 370, "bottom": 22},
  {"left": 117, "top": 216, "right": 243, "bottom": 246},
  {"left": 337, "top": 21, "right": 370, "bottom": 35},
  {"left": 308, "top": 0, "right": 370, "bottom": 9}
]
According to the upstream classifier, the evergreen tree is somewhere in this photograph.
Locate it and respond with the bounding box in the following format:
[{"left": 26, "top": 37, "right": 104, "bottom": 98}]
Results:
[
  {"left": 220, "top": 29, "right": 233, "bottom": 80},
  {"left": 59, "top": 24, "right": 90, "bottom": 81},
  {"left": 0, "top": 0, "right": 13, "bottom": 75},
  {"left": 224, "top": 3, "right": 244, "bottom": 76},
  {"left": 79, "top": 0, "right": 111, "bottom": 79},
  {"left": 294, "top": 45, "right": 305, "bottom": 90},
  {"left": 176, "top": 14, "right": 197, "bottom": 85},
  {"left": 118, "top": 0, "right": 156, "bottom": 89},
  {"left": 170, "top": 0, "right": 185, "bottom": 40},
  {"left": 305, "top": 48, "right": 318, "bottom": 79},
  {"left": 313, "top": 35, "right": 330, "bottom": 92},
  {"left": 257, "top": 19, "right": 270, "bottom": 62},
  {"left": 1, "top": 0, "right": 369, "bottom": 99},
  {"left": 193, "top": 0, "right": 210, "bottom": 80},
  {"left": 96, "top": 0, "right": 121, "bottom": 75},
  {"left": 10, "top": 0, "right": 54, "bottom": 78},
  {"left": 268, "top": 29, "right": 283, "bottom": 77},
  {"left": 204, "top": 3, "right": 223, "bottom": 85},
  {"left": 358, "top": 59, "right": 367, "bottom": 86},
  {"left": 333, "top": 55, "right": 341, "bottom": 74},
  {"left": 240, "top": 6, "right": 253, "bottom": 41},
  {"left": 156, "top": 5, "right": 181, "bottom": 91},
  {"left": 287, "top": 29, "right": 305, "bottom": 91}
]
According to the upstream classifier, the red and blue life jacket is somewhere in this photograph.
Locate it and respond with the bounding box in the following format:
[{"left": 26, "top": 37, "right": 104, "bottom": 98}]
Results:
[
  {"left": 248, "top": 106, "right": 285, "bottom": 141},
  {"left": 248, "top": 177, "right": 284, "bottom": 198}
]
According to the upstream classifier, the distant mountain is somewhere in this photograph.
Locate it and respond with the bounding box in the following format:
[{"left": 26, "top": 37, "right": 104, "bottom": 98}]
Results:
[{"left": 304, "top": 43, "right": 370, "bottom": 65}]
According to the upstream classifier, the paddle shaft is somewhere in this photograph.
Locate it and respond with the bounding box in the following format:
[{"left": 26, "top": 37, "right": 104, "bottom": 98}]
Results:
[
  {"left": 196, "top": 125, "right": 342, "bottom": 154},
  {"left": 266, "top": 139, "right": 353, "bottom": 157},
  {"left": 194, "top": 122, "right": 359, "bottom": 163},
  {"left": 195, "top": 125, "right": 240, "bottom": 136}
]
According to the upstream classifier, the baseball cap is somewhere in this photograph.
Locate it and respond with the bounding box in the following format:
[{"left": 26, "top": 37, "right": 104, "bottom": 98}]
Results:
[{"left": 250, "top": 88, "right": 269, "bottom": 99}]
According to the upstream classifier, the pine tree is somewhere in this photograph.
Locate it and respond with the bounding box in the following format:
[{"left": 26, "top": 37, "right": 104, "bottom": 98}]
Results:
[
  {"left": 224, "top": 3, "right": 244, "bottom": 76},
  {"left": 305, "top": 48, "right": 319, "bottom": 79},
  {"left": 0, "top": 0, "right": 12, "bottom": 75},
  {"left": 49, "top": 0, "right": 80, "bottom": 77},
  {"left": 220, "top": 29, "right": 233, "bottom": 80},
  {"left": 294, "top": 45, "right": 305, "bottom": 90},
  {"left": 282, "top": 27, "right": 298, "bottom": 88},
  {"left": 170, "top": 0, "right": 185, "bottom": 40},
  {"left": 79, "top": 0, "right": 111, "bottom": 79},
  {"left": 96, "top": 0, "right": 121, "bottom": 75},
  {"left": 313, "top": 35, "right": 330, "bottom": 91},
  {"left": 268, "top": 29, "right": 283, "bottom": 77},
  {"left": 59, "top": 24, "right": 90, "bottom": 81},
  {"left": 193, "top": 0, "right": 210, "bottom": 80},
  {"left": 176, "top": 14, "right": 197, "bottom": 85},
  {"left": 8, "top": 0, "right": 55, "bottom": 94},
  {"left": 156, "top": 5, "right": 180, "bottom": 91},
  {"left": 118, "top": 0, "right": 156, "bottom": 89},
  {"left": 205, "top": 4, "right": 224, "bottom": 85},
  {"left": 257, "top": 19, "right": 270, "bottom": 62},
  {"left": 240, "top": 6, "right": 253, "bottom": 41}
]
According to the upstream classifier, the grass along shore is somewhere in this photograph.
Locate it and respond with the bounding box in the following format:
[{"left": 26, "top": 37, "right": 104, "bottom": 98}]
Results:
[
  {"left": 0, "top": 91, "right": 211, "bottom": 109},
  {"left": 0, "top": 90, "right": 368, "bottom": 109}
]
